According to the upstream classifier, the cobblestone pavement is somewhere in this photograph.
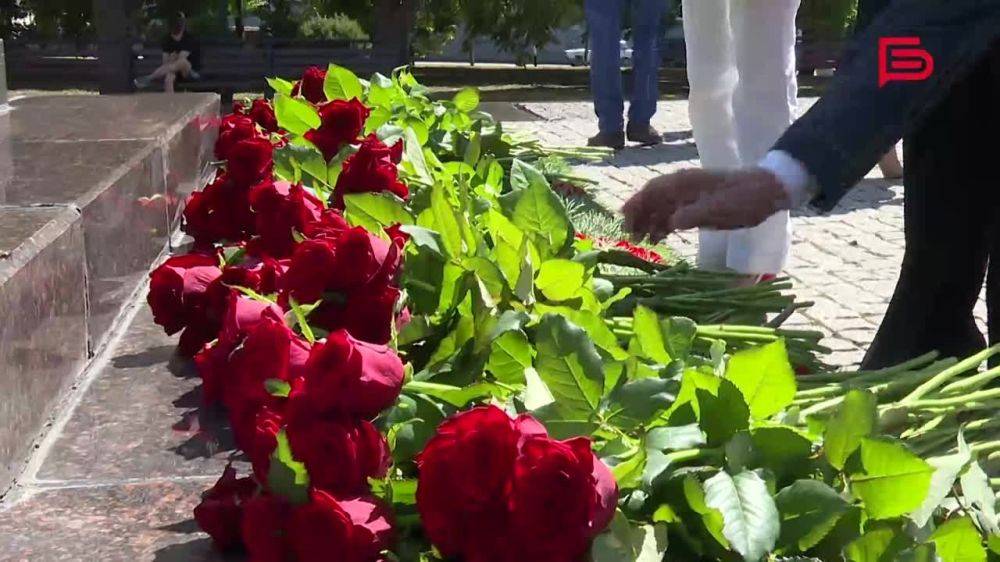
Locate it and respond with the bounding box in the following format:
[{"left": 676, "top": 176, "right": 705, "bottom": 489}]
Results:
[{"left": 511, "top": 99, "right": 987, "bottom": 368}]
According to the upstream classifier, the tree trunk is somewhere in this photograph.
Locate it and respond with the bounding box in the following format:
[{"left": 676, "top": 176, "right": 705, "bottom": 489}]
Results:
[
  {"left": 93, "top": 0, "right": 133, "bottom": 94},
  {"left": 372, "top": 0, "right": 415, "bottom": 71}
]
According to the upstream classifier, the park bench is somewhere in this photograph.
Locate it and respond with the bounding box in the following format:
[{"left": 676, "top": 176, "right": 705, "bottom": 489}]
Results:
[{"left": 6, "top": 38, "right": 399, "bottom": 104}]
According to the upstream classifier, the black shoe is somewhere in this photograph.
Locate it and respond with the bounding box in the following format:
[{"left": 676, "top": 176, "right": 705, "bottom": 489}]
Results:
[
  {"left": 587, "top": 131, "right": 625, "bottom": 150},
  {"left": 627, "top": 123, "right": 662, "bottom": 146}
]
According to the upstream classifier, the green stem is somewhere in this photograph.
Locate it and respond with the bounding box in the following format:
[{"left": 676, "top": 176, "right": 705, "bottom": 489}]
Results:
[{"left": 899, "top": 346, "right": 1000, "bottom": 403}]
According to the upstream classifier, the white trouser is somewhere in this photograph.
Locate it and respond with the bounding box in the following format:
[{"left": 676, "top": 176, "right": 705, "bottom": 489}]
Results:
[{"left": 682, "top": 0, "right": 800, "bottom": 274}]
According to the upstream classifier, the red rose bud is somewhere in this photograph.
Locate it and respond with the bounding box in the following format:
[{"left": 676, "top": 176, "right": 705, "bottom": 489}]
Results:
[
  {"left": 215, "top": 114, "right": 259, "bottom": 161},
  {"left": 147, "top": 252, "right": 228, "bottom": 356},
  {"left": 286, "top": 414, "right": 391, "bottom": 495},
  {"left": 226, "top": 136, "right": 274, "bottom": 188},
  {"left": 182, "top": 173, "right": 256, "bottom": 246},
  {"left": 304, "top": 98, "right": 370, "bottom": 161},
  {"left": 248, "top": 181, "right": 324, "bottom": 258},
  {"left": 249, "top": 98, "right": 279, "bottom": 134},
  {"left": 233, "top": 402, "right": 285, "bottom": 485},
  {"left": 302, "top": 208, "right": 351, "bottom": 240},
  {"left": 332, "top": 135, "right": 408, "bottom": 209},
  {"left": 290, "top": 329, "right": 404, "bottom": 420},
  {"left": 193, "top": 464, "right": 257, "bottom": 551},
  {"left": 416, "top": 406, "right": 618, "bottom": 562},
  {"left": 292, "top": 65, "right": 328, "bottom": 105},
  {"left": 241, "top": 491, "right": 394, "bottom": 562}
]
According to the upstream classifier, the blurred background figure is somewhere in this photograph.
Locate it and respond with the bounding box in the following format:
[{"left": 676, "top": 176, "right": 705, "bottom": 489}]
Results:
[
  {"left": 134, "top": 11, "right": 201, "bottom": 93},
  {"left": 682, "top": 0, "right": 801, "bottom": 280},
  {"left": 583, "top": 0, "right": 666, "bottom": 149}
]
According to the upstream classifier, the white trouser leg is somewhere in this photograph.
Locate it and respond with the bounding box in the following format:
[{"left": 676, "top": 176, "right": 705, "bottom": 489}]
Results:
[
  {"left": 682, "top": 0, "right": 740, "bottom": 271},
  {"left": 722, "top": 0, "right": 800, "bottom": 274}
]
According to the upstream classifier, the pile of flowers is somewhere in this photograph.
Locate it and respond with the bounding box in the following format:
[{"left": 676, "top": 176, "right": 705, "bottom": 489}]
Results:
[{"left": 147, "top": 66, "right": 617, "bottom": 561}]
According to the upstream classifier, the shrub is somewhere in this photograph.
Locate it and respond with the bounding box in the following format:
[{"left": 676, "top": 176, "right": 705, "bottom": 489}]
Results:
[{"left": 299, "top": 12, "right": 367, "bottom": 41}]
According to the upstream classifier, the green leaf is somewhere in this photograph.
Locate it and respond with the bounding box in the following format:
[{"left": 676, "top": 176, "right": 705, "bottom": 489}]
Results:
[
  {"left": 266, "top": 76, "right": 294, "bottom": 96},
  {"left": 288, "top": 297, "right": 316, "bottom": 343},
  {"left": 911, "top": 432, "right": 972, "bottom": 527},
  {"left": 452, "top": 87, "right": 480, "bottom": 112},
  {"left": 698, "top": 380, "right": 751, "bottom": 447},
  {"left": 535, "top": 259, "right": 586, "bottom": 301},
  {"left": 961, "top": 459, "right": 999, "bottom": 535},
  {"left": 424, "top": 183, "right": 464, "bottom": 257},
  {"left": 487, "top": 330, "right": 533, "bottom": 384},
  {"left": 664, "top": 316, "right": 697, "bottom": 361},
  {"left": 824, "top": 389, "right": 877, "bottom": 470},
  {"left": 510, "top": 158, "right": 549, "bottom": 191},
  {"left": 533, "top": 314, "right": 605, "bottom": 418},
  {"left": 274, "top": 93, "right": 320, "bottom": 136},
  {"left": 591, "top": 511, "right": 669, "bottom": 562},
  {"left": 611, "top": 378, "right": 677, "bottom": 429},
  {"left": 685, "top": 475, "right": 731, "bottom": 549},
  {"left": 611, "top": 448, "right": 647, "bottom": 490},
  {"left": 501, "top": 162, "right": 572, "bottom": 259},
  {"left": 267, "top": 430, "right": 310, "bottom": 505},
  {"left": 400, "top": 225, "right": 446, "bottom": 258},
  {"left": 844, "top": 525, "right": 910, "bottom": 562},
  {"left": 750, "top": 426, "right": 814, "bottom": 481},
  {"left": 632, "top": 305, "right": 671, "bottom": 364},
  {"left": 403, "top": 381, "right": 498, "bottom": 408},
  {"left": 725, "top": 340, "right": 797, "bottom": 420},
  {"left": 323, "top": 63, "right": 363, "bottom": 101},
  {"left": 343, "top": 192, "right": 415, "bottom": 232},
  {"left": 265, "top": 378, "right": 291, "bottom": 398},
  {"left": 403, "top": 127, "right": 433, "bottom": 185},
  {"left": 775, "top": 480, "right": 851, "bottom": 553},
  {"left": 703, "top": 469, "right": 780, "bottom": 562},
  {"left": 646, "top": 424, "right": 706, "bottom": 451},
  {"left": 930, "top": 517, "right": 987, "bottom": 562},
  {"left": 850, "top": 438, "right": 934, "bottom": 520}
]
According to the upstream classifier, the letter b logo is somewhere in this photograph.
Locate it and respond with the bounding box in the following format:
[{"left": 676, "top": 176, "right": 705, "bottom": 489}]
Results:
[{"left": 879, "top": 37, "right": 934, "bottom": 88}]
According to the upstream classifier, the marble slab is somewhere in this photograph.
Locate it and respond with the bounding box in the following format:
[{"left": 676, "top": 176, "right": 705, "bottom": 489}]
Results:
[
  {"left": 0, "top": 207, "right": 88, "bottom": 491},
  {"left": 0, "top": 480, "right": 227, "bottom": 561},
  {"left": 35, "top": 306, "right": 244, "bottom": 484}
]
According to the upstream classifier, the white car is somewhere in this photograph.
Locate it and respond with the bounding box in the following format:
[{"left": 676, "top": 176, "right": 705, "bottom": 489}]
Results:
[{"left": 565, "top": 40, "right": 633, "bottom": 67}]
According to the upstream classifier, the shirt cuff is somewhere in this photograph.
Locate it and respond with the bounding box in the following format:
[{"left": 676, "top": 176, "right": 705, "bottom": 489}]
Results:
[{"left": 758, "top": 150, "right": 818, "bottom": 208}]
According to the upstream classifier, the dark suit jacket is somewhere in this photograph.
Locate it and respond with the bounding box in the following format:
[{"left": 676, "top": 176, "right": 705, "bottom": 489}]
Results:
[{"left": 772, "top": 0, "right": 1000, "bottom": 211}]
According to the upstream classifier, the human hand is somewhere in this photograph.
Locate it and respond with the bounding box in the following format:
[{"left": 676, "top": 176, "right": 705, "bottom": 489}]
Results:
[{"left": 622, "top": 168, "right": 792, "bottom": 242}]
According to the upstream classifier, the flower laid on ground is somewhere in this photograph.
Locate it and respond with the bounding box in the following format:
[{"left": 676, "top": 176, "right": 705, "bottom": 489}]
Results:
[
  {"left": 575, "top": 231, "right": 665, "bottom": 263},
  {"left": 416, "top": 406, "right": 618, "bottom": 562}
]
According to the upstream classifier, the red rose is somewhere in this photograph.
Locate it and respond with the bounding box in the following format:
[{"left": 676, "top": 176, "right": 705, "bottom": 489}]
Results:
[
  {"left": 248, "top": 181, "right": 324, "bottom": 258},
  {"left": 304, "top": 98, "right": 370, "bottom": 161},
  {"left": 416, "top": 406, "right": 618, "bottom": 562},
  {"left": 193, "top": 464, "right": 257, "bottom": 551},
  {"left": 290, "top": 329, "right": 404, "bottom": 420},
  {"left": 219, "top": 307, "right": 304, "bottom": 412},
  {"left": 241, "top": 493, "right": 293, "bottom": 562},
  {"left": 303, "top": 208, "right": 350, "bottom": 240},
  {"left": 332, "top": 135, "right": 407, "bottom": 208},
  {"left": 286, "top": 414, "right": 390, "bottom": 495},
  {"left": 227, "top": 136, "right": 274, "bottom": 188},
  {"left": 280, "top": 227, "right": 403, "bottom": 343},
  {"left": 292, "top": 65, "right": 328, "bottom": 105},
  {"left": 288, "top": 492, "right": 395, "bottom": 562},
  {"left": 249, "top": 98, "right": 279, "bottom": 134},
  {"left": 194, "top": 294, "right": 305, "bottom": 406},
  {"left": 183, "top": 173, "right": 255, "bottom": 245},
  {"left": 242, "top": 491, "right": 394, "bottom": 562},
  {"left": 147, "top": 252, "right": 227, "bottom": 356},
  {"left": 235, "top": 403, "right": 285, "bottom": 485},
  {"left": 509, "top": 437, "right": 618, "bottom": 561},
  {"left": 216, "top": 114, "right": 259, "bottom": 161},
  {"left": 220, "top": 255, "right": 289, "bottom": 296}
]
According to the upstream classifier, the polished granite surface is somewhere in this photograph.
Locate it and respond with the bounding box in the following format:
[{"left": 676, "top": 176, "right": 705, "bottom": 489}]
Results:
[
  {"left": 0, "top": 92, "right": 219, "bottom": 495},
  {"left": 0, "top": 304, "right": 235, "bottom": 561},
  {"left": 0, "top": 207, "right": 88, "bottom": 491}
]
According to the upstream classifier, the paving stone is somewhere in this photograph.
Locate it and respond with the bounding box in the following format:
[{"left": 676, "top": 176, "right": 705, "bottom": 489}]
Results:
[{"left": 514, "top": 99, "right": 990, "bottom": 366}]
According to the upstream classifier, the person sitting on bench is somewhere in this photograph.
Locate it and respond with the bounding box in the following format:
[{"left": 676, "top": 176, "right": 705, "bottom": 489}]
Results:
[{"left": 134, "top": 12, "right": 202, "bottom": 92}]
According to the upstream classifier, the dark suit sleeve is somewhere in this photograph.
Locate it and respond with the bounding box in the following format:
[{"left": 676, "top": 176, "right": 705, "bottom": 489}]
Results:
[{"left": 772, "top": 0, "right": 1000, "bottom": 211}]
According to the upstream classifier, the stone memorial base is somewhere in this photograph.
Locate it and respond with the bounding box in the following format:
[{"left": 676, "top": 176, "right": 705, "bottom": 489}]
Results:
[{"left": 0, "top": 93, "right": 218, "bottom": 493}]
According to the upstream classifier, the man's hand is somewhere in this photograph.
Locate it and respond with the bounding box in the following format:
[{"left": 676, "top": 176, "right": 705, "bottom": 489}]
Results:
[{"left": 622, "top": 168, "right": 793, "bottom": 242}]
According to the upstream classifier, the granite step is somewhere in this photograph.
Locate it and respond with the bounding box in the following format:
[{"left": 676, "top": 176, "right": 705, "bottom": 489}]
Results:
[{"left": 0, "top": 93, "right": 219, "bottom": 494}]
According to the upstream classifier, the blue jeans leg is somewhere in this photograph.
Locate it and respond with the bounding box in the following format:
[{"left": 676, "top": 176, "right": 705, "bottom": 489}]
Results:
[
  {"left": 585, "top": 0, "right": 625, "bottom": 134},
  {"left": 628, "top": 0, "right": 666, "bottom": 127}
]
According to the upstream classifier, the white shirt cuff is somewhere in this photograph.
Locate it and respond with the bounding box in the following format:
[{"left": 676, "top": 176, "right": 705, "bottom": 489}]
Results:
[{"left": 758, "top": 150, "right": 817, "bottom": 208}]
